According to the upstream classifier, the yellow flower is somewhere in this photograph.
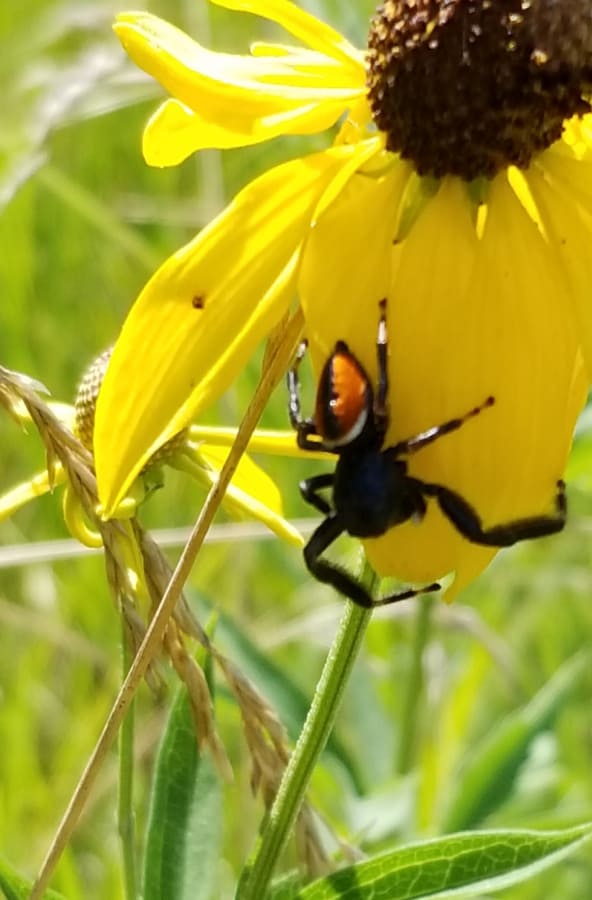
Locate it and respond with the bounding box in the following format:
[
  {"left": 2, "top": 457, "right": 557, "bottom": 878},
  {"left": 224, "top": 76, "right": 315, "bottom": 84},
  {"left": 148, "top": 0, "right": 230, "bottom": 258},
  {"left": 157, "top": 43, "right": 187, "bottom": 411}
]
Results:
[{"left": 96, "top": 0, "right": 591, "bottom": 596}]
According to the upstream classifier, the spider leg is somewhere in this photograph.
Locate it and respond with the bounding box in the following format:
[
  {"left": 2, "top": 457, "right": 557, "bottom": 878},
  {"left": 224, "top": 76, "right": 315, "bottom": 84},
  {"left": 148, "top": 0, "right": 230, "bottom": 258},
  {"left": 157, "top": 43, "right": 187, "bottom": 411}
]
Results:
[
  {"left": 287, "top": 339, "right": 310, "bottom": 430},
  {"left": 287, "top": 339, "right": 327, "bottom": 450},
  {"left": 374, "top": 581, "right": 441, "bottom": 607},
  {"left": 374, "top": 298, "right": 389, "bottom": 433},
  {"left": 295, "top": 423, "right": 324, "bottom": 451},
  {"left": 303, "top": 515, "right": 377, "bottom": 608},
  {"left": 300, "top": 473, "right": 334, "bottom": 516},
  {"left": 303, "top": 515, "right": 441, "bottom": 608},
  {"left": 423, "top": 479, "right": 567, "bottom": 547},
  {"left": 392, "top": 396, "right": 495, "bottom": 456}
]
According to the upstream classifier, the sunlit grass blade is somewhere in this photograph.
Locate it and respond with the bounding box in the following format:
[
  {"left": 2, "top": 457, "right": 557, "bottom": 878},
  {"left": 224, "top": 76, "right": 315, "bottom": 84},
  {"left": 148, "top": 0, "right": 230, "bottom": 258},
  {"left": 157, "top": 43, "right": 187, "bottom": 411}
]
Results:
[
  {"left": 143, "top": 685, "right": 223, "bottom": 900},
  {"left": 441, "top": 651, "right": 589, "bottom": 833},
  {"left": 268, "top": 824, "right": 592, "bottom": 899}
]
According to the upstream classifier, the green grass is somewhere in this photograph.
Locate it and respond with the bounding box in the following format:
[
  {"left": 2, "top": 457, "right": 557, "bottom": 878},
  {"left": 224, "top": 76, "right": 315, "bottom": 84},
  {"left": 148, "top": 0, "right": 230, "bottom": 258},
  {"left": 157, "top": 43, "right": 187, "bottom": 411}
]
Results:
[{"left": 1, "top": 1, "right": 592, "bottom": 898}]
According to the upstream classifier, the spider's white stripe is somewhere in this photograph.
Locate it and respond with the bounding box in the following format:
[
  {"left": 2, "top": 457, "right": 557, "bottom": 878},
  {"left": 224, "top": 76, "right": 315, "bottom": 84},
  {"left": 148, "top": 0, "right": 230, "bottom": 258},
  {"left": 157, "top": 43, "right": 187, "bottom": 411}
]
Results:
[{"left": 323, "top": 404, "right": 369, "bottom": 449}]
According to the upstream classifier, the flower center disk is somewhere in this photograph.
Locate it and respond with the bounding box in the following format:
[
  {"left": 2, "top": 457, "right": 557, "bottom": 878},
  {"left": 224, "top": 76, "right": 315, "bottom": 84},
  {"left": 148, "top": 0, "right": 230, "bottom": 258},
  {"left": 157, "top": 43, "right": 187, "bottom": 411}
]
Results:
[{"left": 366, "top": 0, "right": 592, "bottom": 179}]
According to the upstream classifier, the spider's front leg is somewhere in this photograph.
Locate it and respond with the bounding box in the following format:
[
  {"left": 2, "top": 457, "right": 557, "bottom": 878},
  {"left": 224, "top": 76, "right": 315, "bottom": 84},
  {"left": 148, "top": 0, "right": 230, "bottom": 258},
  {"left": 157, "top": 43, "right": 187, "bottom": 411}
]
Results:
[{"left": 287, "top": 339, "right": 321, "bottom": 450}]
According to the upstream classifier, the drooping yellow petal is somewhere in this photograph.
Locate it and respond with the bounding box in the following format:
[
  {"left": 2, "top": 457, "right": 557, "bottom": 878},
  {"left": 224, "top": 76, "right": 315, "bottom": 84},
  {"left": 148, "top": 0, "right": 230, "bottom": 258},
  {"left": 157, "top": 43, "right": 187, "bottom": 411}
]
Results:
[
  {"left": 4, "top": 399, "right": 76, "bottom": 431},
  {"left": 300, "top": 166, "right": 585, "bottom": 594},
  {"left": 62, "top": 486, "right": 103, "bottom": 549},
  {"left": 196, "top": 445, "right": 304, "bottom": 547},
  {"left": 198, "top": 445, "right": 282, "bottom": 513},
  {"left": 208, "top": 0, "right": 362, "bottom": 69},
  {"left": 115, "top": 12, "right": 364, "bottom": 161},
  {"left": 249, "top": 42, "right": 334, "bottom": 58},
  {"left": 0, "top": 467, "right": 65, "bottom": 521},
  {"left": 0, "top": 400, "right": 75, "bottom": 519},
  {"left": 95, "top": 146, "right": 360, "bottom": 515},
  {"left": 382, "top": 175, "right": 584, "bottom": 594},
  {"left": 312, "top": 136, "right": 387, "bottom": 222},
  {"left": 143, "top": 95, "right": 358, "bottom": 166},
  {"left": 525, "top": 149, "right": 592, "bottom": 377},
  {"left": 300, "top": 160, "right": 410, "bottom": 373},
  {"left": 188, "top": 425, "right": 329, "bottom": 460},
  {"left": 115, "top": 14, "right": 363, "bottom": 97}
]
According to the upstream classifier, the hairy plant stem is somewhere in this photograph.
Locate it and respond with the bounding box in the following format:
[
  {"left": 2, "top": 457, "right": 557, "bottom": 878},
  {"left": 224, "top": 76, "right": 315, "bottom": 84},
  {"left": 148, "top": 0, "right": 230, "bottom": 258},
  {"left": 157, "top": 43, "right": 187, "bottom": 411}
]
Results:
[
  {"left": 396, "top": 594, "right": 435, "bottom": 774},
  {"left": 237, "top": 561, "right": 378, "bottom": 899}
]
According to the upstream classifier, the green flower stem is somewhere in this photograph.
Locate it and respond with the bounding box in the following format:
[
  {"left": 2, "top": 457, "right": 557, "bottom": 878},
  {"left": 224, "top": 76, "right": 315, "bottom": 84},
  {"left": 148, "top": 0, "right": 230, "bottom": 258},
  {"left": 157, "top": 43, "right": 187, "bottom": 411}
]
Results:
[
  {"left": 118, "top": 623, "right": 137, "bottom": 900},
  {"left": 396, "top": 594, "right": 435, "bottom": 774},
  {"left": 237, "top": 562, "right": 378, "bottom": 900}
]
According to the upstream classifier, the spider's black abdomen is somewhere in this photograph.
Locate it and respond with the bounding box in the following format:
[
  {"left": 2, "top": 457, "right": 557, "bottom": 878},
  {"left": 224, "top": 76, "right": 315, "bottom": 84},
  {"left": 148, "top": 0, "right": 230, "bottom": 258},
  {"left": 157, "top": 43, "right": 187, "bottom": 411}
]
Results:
[{"left": 333, "top": 450, "right": 421, "bottom": 538}]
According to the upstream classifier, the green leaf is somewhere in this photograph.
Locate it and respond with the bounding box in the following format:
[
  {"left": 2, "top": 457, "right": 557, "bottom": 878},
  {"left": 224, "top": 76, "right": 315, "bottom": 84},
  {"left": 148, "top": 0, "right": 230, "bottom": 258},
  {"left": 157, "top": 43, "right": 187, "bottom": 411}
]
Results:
[
  {"left": 0, "top": 858, "right": 67, "bottom": 900},
  {"left": 216, "top": 610, "right": 364, "bottom": 792},
  {"left": 143, "top": 686, "right": 223, "bottom": 900},
  {"left": 270, "top": 824, "right": 592, "bottom": 899},
  {"left": 442, "top": 652, "right": 589, "bottom": 832}
]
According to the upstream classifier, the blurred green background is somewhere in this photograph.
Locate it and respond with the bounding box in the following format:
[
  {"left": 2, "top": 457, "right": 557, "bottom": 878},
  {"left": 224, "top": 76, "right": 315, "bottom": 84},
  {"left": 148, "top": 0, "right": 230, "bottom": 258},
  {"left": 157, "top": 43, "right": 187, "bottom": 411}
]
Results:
[{"left": 1, "top": 1, "right": 592, "bottom": 897}]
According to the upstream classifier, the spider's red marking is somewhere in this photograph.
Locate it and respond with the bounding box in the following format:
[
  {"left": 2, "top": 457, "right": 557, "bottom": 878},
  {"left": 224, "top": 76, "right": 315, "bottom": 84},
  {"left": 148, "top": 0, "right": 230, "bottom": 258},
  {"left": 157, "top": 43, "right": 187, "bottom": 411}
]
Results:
[{"left": 315, "top": 343, "right": 370, "bottom": 445}]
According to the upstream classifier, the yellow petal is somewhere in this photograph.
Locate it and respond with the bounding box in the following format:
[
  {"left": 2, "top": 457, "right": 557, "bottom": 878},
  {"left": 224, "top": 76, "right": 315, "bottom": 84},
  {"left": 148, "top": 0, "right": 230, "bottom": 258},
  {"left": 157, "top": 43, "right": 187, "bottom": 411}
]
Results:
[
  {"left": 62, "top": 486, "right": 103, "bottom": 549},
  {"left": 0, "top": 467, "right": 65, "bottom": 521},
  {"left": 115, "top": 13, "right": 362, "bottom": 95},
  {"left": 300, "top": 162, "right": 410, "bottom": 370},
  {"left": 381, "top": 175, "right": 583, "bottom": 593},
  {"left": 188, "top": 425, "right": 330, "bottom": 460},
  {"left": 198, "top": 445, "right": 282, "bottom": 512},
  {"left": 221, "top": 484, "right": 303, "bottom": 547},
  {"left": 208, "top": 0, "right": 362, "bottom": 69},
  {"left": 560, "top": 113, "right": 592, "bottom": 159},
  {"left": 115, "top": 12, "right": 363, "bottom": 159},
  {"left": 4, "top": 399, "right": 76, "bottom": 430},
  {"left": 143, "top": 95, "right": 357, "bottom": 166},
  {"left": 192, "top": 445, "right": 304, "bottom": 547},
  {"left": 249, "top": 42, "right": 337, "bottom": 58},
  {"left": 300, "top": 167, "right": 584, "bottom": 595},
  {"left": 526, "top": 150, "right": 592, "bottom": 376},
  {"left": 95, "top": 146, "right": 357, "bottom": 515},
  {"left": 312, "top": 136, "right": 387, "bottom": 222},
  {"left": 540, "top": 142, "right": 592, "bottom": 215},
  {"left": 169, "top": 443, "right": 304, "bottom": 547}
]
